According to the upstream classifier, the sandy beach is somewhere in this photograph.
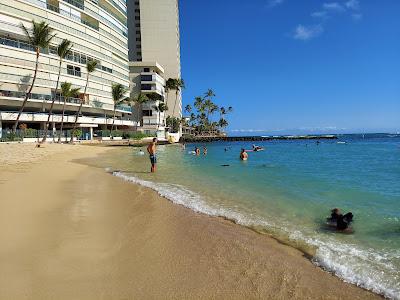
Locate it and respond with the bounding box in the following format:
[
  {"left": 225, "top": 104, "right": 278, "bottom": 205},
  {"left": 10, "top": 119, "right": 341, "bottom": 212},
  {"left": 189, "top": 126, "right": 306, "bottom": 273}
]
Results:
[{"left": 0, "top": 143, "right": 381, "bottom": 299}]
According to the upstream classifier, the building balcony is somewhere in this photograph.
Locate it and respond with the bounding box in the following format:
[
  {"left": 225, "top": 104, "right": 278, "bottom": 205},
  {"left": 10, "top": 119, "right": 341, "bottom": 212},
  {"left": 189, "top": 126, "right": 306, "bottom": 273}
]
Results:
[
  {"left": 140, "top": 73, "right": 165, "bottom": 85},
  {"left": 0, "top": 90, "right": 131, "bottom": 114},
  {"left": 0, "top": 111, "right": 136, "bottom": 127}
]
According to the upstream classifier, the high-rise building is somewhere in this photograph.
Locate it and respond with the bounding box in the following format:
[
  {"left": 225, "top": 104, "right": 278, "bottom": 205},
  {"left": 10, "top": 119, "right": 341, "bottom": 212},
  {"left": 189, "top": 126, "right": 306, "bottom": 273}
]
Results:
[
  {"left": 127, "top": 0, "right": 182, "bottom": 126},
  {"left": 0, "top": 0, "right": 135, "bottom": 140}
]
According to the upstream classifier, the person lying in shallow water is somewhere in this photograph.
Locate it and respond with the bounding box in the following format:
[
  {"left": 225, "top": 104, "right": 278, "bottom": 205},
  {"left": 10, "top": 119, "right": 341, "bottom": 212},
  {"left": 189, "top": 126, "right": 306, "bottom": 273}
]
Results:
[{"left": 327, "top": 208, "right": 354, "bottom": 232}]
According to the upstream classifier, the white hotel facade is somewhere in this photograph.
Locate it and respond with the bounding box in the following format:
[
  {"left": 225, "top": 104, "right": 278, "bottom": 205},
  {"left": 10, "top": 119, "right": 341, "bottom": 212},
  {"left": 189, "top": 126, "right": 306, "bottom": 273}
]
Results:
[{"left": 0, "top": 0, "right": 135, "bottom": 139}]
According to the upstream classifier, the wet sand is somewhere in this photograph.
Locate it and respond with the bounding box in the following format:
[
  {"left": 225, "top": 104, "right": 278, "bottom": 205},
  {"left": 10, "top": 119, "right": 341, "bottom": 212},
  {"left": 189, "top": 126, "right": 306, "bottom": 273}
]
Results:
[{"left": 0, "top": 144, "right": 381, "bottom": 299}]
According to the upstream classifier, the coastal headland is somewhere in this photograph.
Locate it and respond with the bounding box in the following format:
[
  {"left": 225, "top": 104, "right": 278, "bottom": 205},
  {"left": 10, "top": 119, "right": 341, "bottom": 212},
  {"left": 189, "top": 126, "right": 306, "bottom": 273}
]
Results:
[{"left": 0, "top": 143, "right": 380, "bottom": 299}]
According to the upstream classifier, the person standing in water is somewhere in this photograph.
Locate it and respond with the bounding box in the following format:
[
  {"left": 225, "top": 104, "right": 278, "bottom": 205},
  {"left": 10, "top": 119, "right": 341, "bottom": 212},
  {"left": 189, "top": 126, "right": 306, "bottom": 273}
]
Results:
[
  {"left": 147, "top": 138, "right": 157, "bottom": 173},
  {"left": 195, "top": 147, "right": 201, "bottom": 156},
  {"left": 203, "top": 146, "right": 207, "bottom": 155},
  {"left": 240, "top": 149, "right": 248, "bottom": 161}
]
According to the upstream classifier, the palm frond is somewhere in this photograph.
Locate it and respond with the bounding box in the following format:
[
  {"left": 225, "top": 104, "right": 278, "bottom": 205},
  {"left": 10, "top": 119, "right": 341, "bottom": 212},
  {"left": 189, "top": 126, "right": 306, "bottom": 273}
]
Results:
[
  {"left": 86, "top": 60, "right": 98, "bottom": 73},
  {"left": 60, "top": 82, "right": 72, "bottom": 96},
  {"left": 111, "top": 83, "right": 129, "bottom": 105},
  {"left": 70, "top": 87, "right": 80, "bottom": 98},
  {"left": 57, "top": 39, "right": 73, "bottom": 59},
  {"left": 20, "top": 23, "right": 33, "bottom": 45}
]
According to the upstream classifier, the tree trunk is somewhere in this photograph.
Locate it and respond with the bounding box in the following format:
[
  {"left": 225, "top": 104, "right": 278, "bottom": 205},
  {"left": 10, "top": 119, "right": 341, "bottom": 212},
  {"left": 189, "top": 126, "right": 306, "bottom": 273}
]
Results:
[
  {"left": 70, "top": 72, "right": 89, "bottom": 142},
  {"left": 58, "top": 97, "right": 68, "bottom": 143},
  {"left": 42, "top": 58, "right": 62, "bottom": 143},
  {"left": 110, "top": 107, "right": 116, "bottom": 138},
  {"left": 13, "top": 49, "right": 40, "bottom": 133},
  {"left": 171, "top": 91, "right": 178, "bottom": 132},
  {"left": 157, "top": 109, "right": 161, "bottom": 131},
  {"left": 135, "top": 102, "right": 139, "bottom": 131}
]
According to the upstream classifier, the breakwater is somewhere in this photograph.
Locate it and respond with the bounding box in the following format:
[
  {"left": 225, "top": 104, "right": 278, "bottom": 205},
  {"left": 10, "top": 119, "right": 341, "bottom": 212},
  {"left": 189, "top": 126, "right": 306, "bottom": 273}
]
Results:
[{"left": 181, "top": 135, "right": 337, "bottom": 143}]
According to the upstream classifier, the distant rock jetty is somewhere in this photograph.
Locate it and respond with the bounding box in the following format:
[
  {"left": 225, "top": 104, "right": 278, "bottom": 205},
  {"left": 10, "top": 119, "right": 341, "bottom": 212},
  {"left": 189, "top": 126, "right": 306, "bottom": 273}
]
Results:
[{"left": 181, "top": 135, "right": 337, "bottom": 143}]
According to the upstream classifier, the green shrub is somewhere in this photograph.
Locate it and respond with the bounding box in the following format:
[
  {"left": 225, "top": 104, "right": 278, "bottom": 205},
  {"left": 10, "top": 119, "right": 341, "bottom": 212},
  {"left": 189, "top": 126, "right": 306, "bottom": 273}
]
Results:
[
  {"left": 0, "top": 133, "right": 23, "bottom": 142},
  {"left": 122, "top": 131, "right": 155, "bottom": 140},
  {"left": 23, "top": 128, "right": 38, "bottom": 138},
  {"left": 72, "top": 129, "right": 82, "bottom": 138}
]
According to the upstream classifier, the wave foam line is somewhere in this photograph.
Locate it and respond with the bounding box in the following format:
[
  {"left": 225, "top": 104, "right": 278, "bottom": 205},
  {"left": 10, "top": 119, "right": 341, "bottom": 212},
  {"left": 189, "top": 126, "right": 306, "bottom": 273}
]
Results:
[{"left": 111, "top": 171, "right": 399, "bottom": 300}]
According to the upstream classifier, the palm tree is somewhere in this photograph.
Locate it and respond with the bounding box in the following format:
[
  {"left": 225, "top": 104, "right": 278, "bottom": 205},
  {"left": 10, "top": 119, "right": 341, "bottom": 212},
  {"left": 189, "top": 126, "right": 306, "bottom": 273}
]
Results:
[
  {"left": 204, "top": 89, "right": 216, "bottom": 99},
  {"left": 194, "top": 96, "right": 204, "bottom": 112},
  {"left": 13, "top": 20, "right": 56, "bottom": 132},
  {"left": 172, "top": 78, "right": 185, "bottom": 117},
  {"left": 184, "top": 104, "right": 192, "bottom": 114},
  {"left": 110, "top": 83, "right": 129, "bottom": 137},
  {"left": 153, "top": 102, "right": 168, "bottom": 131},
  {"left": 165, "top": 78, "right": 176, "bottom": 109},
  {"left": 70, "top": 60, "right": 98, "bottom": 142},
  {"left": 58, "top": 82, "right": 80, "bottom": 143},
  {"left": 218, "top": 118, "right": 228, "bottom": 132},
  {"left": 171, "top": 78, "right": 185, "bottom": 132},
  {"left": 132, "top": 93, "right": 148, "bottom": 130},
  {"left": 42, "top": 39, "right": 72, "bottom": 142}
]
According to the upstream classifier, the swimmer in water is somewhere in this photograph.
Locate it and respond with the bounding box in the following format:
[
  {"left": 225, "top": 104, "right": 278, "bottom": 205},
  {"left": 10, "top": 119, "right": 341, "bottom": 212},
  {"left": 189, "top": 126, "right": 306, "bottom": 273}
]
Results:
[
  {"left": 240, "top": 148, "right": 248, "bottom": 161},
  {"left": 203, "top": 146, "right": 207, "bottom": 155},
  {"left": 195, "top": 147, "right": 201, "bottom": 156}
]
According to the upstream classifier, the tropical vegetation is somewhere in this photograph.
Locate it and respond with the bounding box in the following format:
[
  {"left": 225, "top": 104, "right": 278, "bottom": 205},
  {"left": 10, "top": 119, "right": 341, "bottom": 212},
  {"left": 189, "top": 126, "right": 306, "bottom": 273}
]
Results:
[
  {"left": 165, "top": 78, "right": 185, "bottom": 133},
  {"left": 153, "top": 102, "right": 168, "bottom": 130},
  {"left": 110, "top": 83, "right": 130, "bottom": 137},
  {"left": 58, "top": 82, "right": 80, "bottom": 143},
  {"left": 13, "top": 20, "right": 56, "bottom": 132},
  {"left": 132, "top": 93, "right": 149, "bottom": 130},
  {"left": 42, "top": 38, "right": 73, "bottom": 142},
  {"left": 184, "top": 89, "right": 233, "bottom": 135},
  {"left": 70, "top": 60, "right": 98, "bottom": 142}
]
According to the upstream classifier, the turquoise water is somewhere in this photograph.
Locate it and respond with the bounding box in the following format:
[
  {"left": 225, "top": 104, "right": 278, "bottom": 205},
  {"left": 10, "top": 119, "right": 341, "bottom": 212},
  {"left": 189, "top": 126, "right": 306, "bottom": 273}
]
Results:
[{"left": 91, "top": 135, "right": 400, "bottom": 299}]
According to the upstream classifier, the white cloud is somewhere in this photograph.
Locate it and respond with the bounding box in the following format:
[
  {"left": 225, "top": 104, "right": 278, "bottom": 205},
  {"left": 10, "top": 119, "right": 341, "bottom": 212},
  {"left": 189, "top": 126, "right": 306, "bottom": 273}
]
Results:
[
  {"left": 267, "top": 0, "right": 284, "bottom": 8},
  {"left": 352, "top": 13, "right": 363, "bottom": 21},
  {"left": 311, "top": 11, "right": 328, "bottom": 19},
  {"left": 323, "top": 2, "right": 345, "bottom": 12},
  {"left": 346, "top": 0, "right": 360, "bottom": 10},
  {"left": 293, "top": 24, "right": 323, "bottom": 41}
]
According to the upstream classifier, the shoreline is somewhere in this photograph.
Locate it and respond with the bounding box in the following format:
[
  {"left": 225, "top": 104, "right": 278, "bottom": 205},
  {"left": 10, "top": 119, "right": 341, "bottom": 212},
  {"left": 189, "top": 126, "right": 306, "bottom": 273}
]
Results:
[{"left": 0, "top": 144, "right": 382, "bottom": 299}]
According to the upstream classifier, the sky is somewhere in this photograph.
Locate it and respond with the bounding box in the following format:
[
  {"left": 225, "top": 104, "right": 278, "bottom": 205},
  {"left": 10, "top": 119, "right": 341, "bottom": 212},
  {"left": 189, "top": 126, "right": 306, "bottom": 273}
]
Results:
[{"left": 179, "top": 0, "right": 400, "bottom": 135}]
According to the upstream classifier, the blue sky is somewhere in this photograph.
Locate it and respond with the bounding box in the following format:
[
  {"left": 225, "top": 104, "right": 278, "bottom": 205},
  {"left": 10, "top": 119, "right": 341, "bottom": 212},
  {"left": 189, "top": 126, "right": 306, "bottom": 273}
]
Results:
[{"left": 179, "top": 0, "right": 400, "bottom": 134}]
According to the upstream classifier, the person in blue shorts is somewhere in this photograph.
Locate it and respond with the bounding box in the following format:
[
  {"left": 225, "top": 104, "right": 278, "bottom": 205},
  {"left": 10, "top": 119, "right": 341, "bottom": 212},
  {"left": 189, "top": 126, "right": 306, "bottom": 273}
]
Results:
[{"left": 147, "top": 138, "right": 157, "bottom": 173}]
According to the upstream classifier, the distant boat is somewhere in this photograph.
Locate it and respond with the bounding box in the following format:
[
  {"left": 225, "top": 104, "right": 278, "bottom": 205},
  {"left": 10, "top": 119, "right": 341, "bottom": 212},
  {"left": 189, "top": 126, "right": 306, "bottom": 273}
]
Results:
[{"left": 337, "top": 141, "right": 346, "bottom": 144}]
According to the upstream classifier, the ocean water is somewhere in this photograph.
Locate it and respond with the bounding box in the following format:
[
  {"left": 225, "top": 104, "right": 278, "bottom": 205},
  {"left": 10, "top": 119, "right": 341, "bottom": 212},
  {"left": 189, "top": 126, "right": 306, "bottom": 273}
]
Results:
[{"left": 87, "top": 134, "right": 400, "bottom": 299}]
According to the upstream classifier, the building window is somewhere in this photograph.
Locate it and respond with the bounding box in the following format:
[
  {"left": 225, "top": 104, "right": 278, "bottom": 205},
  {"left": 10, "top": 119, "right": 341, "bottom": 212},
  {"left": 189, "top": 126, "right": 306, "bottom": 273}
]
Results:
[
  {"left": 136, "top": 38, "right": 141, "bottom": 41},
  {"left": 136, "top": 30, "right": 141, "bottom": 34},
  {"left": 49, "top": 46, "right": 57, "bottom": 55},
  {"left": 101, "top": 66, "right": 113, "bottom": 73},
  {"left": 67, "top": 65, "right": 81, "bottom": 77},
  {"left": 135, "top": 9, "right": 140, "bottom": 13},
  {"left": 137, "top": 51, "right": 142, "bottom": 56},
  {"left": 135, "top": 24, "right": 140, "bottom": 28},
  {"left": 144, "top": 68, "right": 150, "bottom": 72},
  {"left": 141, "top": 84, "right": 152, "bottom": 91},
  {"left": 141, "top": 75, "right": 153, "bottom": 81},
  {"left": 135, "top": 16, "right": 140, "bottom": 20},
  {"left": 142, "top": 110, "right": 153, "bottom": 117},
  {"left": 136, "top": 44, "right": 141, "bottom": 49}
]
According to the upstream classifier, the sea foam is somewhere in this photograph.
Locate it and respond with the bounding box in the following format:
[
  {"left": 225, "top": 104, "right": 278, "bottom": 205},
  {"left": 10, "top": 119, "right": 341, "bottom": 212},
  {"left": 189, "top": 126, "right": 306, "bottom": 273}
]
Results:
[{"left": 111, "top": 170, "right": 400, "bottom": 300}]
